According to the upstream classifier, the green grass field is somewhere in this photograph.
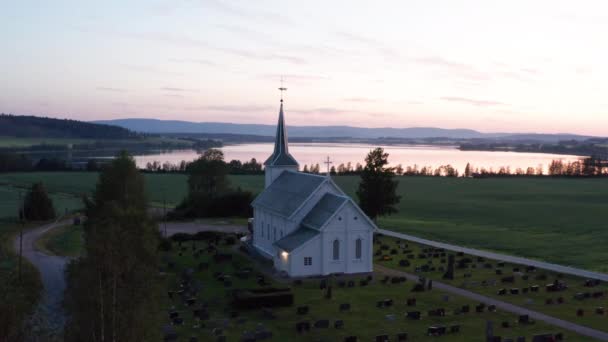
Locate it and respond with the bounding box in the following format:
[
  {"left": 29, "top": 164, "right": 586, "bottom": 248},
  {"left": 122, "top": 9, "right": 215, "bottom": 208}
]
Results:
[
  {"left": 1, "top": 172, "right": 607, "bottom": 271},
  {"left": 161, "top": 237, "right": 581, "bottom": 341},
  {"left": 36, "top": 224, "right": 83, "bottom": 258},
  {"left": 0, "top": 136, "right": 195, "bottom": 149}
]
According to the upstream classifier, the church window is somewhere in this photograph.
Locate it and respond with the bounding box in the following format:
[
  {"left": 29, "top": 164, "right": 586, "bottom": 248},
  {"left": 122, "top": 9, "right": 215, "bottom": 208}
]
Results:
[
  {"left": 280, "top": 230, "right": 284, "bottom": 238},
  {"left": 304, "top": 257, "right": 312, "bottom": 266},
  {"left": 355, "top": 238, "right": 362, "bottom": 259},
  {"left": 273, "top": 227, "right": 277, "bottom": 241},
  {"left": 354, "top": 216, "right": 358, "bottom": 220},
  {"left": 261, "top": 222, "right": 264, "bottom": 237},
  {"left": 338, "top": 216, "right": 342, "bottom": 221},
  {"left": 333, "top": 239, "right": 340, "bottom": 260},
  {"left": 267, "top": 224, "right": 270, "bottom": 239}
]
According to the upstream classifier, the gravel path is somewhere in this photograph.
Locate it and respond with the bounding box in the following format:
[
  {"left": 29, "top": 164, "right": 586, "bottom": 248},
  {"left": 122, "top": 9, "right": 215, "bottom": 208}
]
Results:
[
  {"left": 13, "top": 219, "right": 72, "bottom": 333},
  {"left": 378, "top": 229, "right": 608, "bottom": 281},
  {"left": 375, "top": 264, "right": 608, "bottom": 341}
]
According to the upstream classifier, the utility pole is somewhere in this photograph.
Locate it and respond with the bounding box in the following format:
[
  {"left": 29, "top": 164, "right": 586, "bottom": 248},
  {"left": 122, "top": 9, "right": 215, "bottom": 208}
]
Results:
[
  {"left": 18, "top": 190, "right": 24, "bottom": 284},
  {"left": 163, "top": 190, "right": 167, "bottom": 238}
]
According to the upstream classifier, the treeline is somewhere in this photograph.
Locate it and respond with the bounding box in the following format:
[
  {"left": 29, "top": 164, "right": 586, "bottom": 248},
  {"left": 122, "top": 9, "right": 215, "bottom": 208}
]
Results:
[
  {"left": 144, "top": 157, "right": 264, "bottom": 175},
  {"left": 0, "top": 114, "right": 137, "bottom": 139}
]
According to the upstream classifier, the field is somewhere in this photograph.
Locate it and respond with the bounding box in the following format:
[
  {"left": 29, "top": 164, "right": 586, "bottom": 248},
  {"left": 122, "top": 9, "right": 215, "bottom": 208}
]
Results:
[
  {"left": 1, "top": 172, "right": 608, "bottom": 271},
  {"left": 36, "top": 224, "right": 83, "bottom": 258},
  {"left": 160, "top": 235, "right": 580, "bottom": 341}
]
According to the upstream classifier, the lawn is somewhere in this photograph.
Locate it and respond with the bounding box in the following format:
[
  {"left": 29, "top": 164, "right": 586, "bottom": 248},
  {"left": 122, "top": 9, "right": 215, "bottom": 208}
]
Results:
[
  {"left": 36, "top": 224, "right": 83, "bottom": 258},
  {"left": 160, "top": 234, "right": 582, "bottom": 341},
  {"left": 374, "top": 234, "right": 608, "bottom": 333},
  {"left": 1, "top": 172, "right": 608, "bottom": 271}
]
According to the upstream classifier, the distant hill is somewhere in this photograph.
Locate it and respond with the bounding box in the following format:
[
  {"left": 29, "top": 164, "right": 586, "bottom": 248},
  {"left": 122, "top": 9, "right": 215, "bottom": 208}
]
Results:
[
  {"left": 95, "top": 118, "right": 596, "bottom": 141},
  {"left": 2, "top": 114, "right": 137, "bottom": 140},
  {"left": 94, "top": 118, "right": 490, "bottom": 139}
]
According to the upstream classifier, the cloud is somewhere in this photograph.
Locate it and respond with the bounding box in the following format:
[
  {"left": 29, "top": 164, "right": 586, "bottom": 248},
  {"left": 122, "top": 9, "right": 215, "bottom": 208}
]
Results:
[
  {"left": 160, "top": 87, "right": 197, "bottom": 92},
  {"left": 441, "top": 96, "right": 505, "bottom": 107},
  {"left": 119, "top": 64, "right": 184, "bottom": 76},
  {"left": 168, "top": 58, "right": 217, "bottom": 66},
  {"left": 258, "top": 73, "right": 329, "bottom": 84},
  {"left": 203, "top": 0, "right": 291, "bottom": 26},
  {"left": 343, "top": 97, "right": 376, "bottom": 103},
  {"left": 336, "top": 31, "right": 399, "bottom": 59},
  {"left": 414, "top": 57, "right": 490, "bottom": 81},
  {"left": 183, "top": 105, "right": 274, "bottom": 112},
  {"left": 96, "top": 87, "right": 127, "bottom": 92}
]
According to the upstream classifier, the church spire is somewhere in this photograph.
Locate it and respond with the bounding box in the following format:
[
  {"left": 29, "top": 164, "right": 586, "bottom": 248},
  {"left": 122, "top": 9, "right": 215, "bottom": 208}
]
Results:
[{"left": 264, "top": 87, "right": 298, "bottom": 167}]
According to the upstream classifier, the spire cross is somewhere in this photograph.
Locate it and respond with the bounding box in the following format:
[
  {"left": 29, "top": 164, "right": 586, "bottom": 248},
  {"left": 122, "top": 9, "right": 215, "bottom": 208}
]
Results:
[
  {"left": 324, "top": 156, "right": 333, "bottom": 176},
  {"left": 278, "top": 76, "right": 287, "bottom": 102}
]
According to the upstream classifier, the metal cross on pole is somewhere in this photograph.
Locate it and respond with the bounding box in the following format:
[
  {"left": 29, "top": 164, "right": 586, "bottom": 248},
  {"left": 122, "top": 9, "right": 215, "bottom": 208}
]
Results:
[
  {"left": 324, "top": 156, "right": 333, "bottom": 177},
  {"left": 278, "top": 76, "right": 287, "bottom": 102}
]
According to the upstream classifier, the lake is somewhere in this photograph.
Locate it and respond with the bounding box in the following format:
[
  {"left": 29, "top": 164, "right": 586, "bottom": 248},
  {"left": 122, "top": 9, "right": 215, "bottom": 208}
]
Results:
[{"left": 132, "top": 143, "right": 583, "bottom": 174}]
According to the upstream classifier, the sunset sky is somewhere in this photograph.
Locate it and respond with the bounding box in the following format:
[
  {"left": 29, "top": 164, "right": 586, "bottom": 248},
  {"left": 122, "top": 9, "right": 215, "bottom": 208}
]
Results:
[{"left": 2, "top": 0, "right": 608, "bottom": 135}]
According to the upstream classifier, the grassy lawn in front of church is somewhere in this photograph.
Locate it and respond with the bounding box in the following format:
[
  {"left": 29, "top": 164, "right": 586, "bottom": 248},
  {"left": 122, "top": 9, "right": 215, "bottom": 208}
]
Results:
[
  {"left": 373, "top": 234, "right": 608, "bottom": 334},
  {"left": 159, "top": 234, "right": 585, "bottom": 341},
  {"left": 2, "top": 172, "right": 608, "bottom": 271}
]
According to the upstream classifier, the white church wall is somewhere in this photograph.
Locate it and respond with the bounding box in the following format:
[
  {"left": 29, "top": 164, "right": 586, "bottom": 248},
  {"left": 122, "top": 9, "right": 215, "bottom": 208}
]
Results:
[
  {"left": 321, "top": 202, "right": 373, "bottom": 275},
  {"left": 289, "top": 236, "right": 322, "bottom": 276}
]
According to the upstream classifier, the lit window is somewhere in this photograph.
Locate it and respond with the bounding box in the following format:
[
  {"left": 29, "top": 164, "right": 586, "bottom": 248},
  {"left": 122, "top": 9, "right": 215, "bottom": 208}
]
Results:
[
  {"left": 333, "top": 239, "right": 340, "bottom": 260},
  {"left": 355, "top": 238, "right": 362, "bottom": 259},
  {"left": 304, "top": 257, "right": 312, "bottom": 266}
]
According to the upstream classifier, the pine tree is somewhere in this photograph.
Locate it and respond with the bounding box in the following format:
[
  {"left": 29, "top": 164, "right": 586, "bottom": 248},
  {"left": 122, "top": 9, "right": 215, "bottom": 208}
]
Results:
[
  {"left": 23, "top": 182, "right": 55, "bottom": 220},
  {"left": 356, "top": 148, "right": 401, "bottom": 220}
]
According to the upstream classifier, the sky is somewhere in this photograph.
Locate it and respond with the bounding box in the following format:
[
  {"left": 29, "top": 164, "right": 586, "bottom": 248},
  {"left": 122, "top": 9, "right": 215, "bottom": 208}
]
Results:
[{"left": 2, "top": 0, "right": 608, "bottom": 135}]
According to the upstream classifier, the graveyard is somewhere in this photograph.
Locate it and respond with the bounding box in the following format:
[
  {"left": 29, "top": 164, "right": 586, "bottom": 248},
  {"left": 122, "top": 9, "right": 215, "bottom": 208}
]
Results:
[
  {"left": 159, "top": 232, "right": 582, "bottom": 341},
  {"left": 373, "top": 234, "right": 608, "bottom": 334}
]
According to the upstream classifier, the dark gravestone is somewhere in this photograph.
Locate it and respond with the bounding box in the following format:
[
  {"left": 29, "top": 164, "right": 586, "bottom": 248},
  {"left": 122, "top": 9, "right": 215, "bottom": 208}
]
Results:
[
  {"left": 344, "top": 336, "right": 358, "bottom": 342},
  {"left": 443, "top": 254, "right": 455, "bottom": 280},
  {"left": 340, "top": 303, "right": 351, "bottom": 312},
  {"left": 461, "top": 304, "right": 470, "bottom": 313},
  {"left": 406, "top": 298, "right": 417, "bottom": 306},
  {"left": 314, "top": 319, "right": 329, "bottom": 328},
  {"left": 375, "top": 335, "right": 389, "bottom": 342},
  {"left": 396, "top": 332, "right": 408, "bottom": 341},
  {"left": 407, "top": 311, "right": 421, "bottom": 320},
  {"left": 450, "top": 324, "right": 460, "bottom": 333},
  {"left": 296, "top": 306, "right": 309, "bottom": 315},
  {"left": 334, "top": 320, "right": 344, "bottom": 329}
]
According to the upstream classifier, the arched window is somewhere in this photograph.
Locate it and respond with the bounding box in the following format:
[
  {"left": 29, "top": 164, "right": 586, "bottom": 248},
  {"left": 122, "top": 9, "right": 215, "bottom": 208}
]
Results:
[
  {"left": 273, "top": 227, "right": 277, "bottom": 241},
  {"left": 333, "top": 239, "right": 340, "bottom": 260},
  {"left": 260, "top": 221, "right": 264, "bottom": 237},
  {"left": 355, "top": 238, "right": 362, "bottom": 260}
]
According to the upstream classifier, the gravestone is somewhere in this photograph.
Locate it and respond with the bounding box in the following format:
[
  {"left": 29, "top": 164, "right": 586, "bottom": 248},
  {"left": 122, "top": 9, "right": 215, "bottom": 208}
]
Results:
[{"left": 443, "top": 254, "right": 455, "bottom": 280}]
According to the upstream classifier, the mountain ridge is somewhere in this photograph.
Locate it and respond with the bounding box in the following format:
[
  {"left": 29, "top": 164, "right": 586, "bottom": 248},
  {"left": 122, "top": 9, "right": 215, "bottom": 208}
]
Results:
[{"left": 94, "top": 118, "right": 597, "bottom": 141}]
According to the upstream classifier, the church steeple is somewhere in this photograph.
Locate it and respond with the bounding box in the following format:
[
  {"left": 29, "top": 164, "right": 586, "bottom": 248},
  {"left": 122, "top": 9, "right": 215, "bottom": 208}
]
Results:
[
  {"left": 264, "top": 92, "right": 298, "bottom": 167},
  {"left": 264, "top": 91, "right": 299, "bottom": 187}
]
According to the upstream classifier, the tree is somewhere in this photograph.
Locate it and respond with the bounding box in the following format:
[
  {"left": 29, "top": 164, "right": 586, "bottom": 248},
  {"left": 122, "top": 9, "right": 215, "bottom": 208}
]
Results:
[
  {"left": 23, "top": 182, "right": 55, "bottom": 220},
  {"left": 464, "top": 163, "right": 472, "bottom": 177},
  {"left": 356, "top": 148, "right": 401, "bottom": 220},
  {"left": 186, "top": 148, "right": 229, "bottom": 198},
  {"left": 64, "top": 151, "right": 161, "bottom": 342}
]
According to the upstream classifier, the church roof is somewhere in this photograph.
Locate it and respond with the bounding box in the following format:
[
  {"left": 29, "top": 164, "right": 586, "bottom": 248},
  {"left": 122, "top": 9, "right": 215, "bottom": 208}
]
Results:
[
  {"left": 301, "top": 193, "right": 348, "bottom": 230},
  {"left": 274, "top": 226, "right": 319, "bottom": 252},
  {"left": 264, "top": 102, "right": 299, "bottom": 167},
  {"left": 252, "top": 171, "right": 326, "bottom": 217}
]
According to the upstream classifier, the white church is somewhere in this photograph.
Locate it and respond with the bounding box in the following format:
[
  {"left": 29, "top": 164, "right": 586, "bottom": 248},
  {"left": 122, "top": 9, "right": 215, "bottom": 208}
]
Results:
[{"left": 250, "top": 97, "right": 376, "bottom": 277}]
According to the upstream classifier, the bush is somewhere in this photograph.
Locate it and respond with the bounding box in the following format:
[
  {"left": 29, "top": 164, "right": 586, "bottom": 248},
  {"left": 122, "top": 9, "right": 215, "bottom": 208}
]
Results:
[
  {"left": 170, "top": 189, "right": 254, "bottom": 219},
  {"left": 232, "top": 288, "right": 294, "bottom": 309}
]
